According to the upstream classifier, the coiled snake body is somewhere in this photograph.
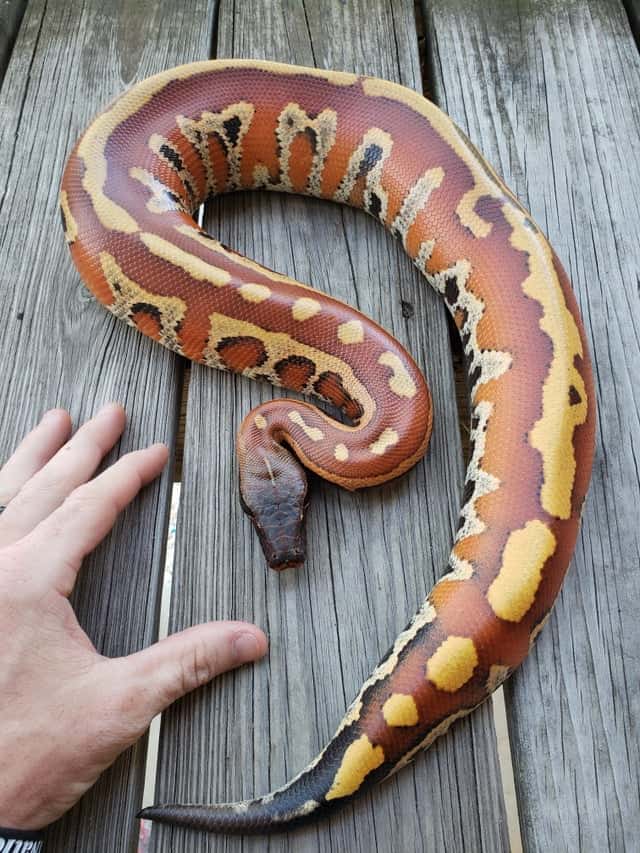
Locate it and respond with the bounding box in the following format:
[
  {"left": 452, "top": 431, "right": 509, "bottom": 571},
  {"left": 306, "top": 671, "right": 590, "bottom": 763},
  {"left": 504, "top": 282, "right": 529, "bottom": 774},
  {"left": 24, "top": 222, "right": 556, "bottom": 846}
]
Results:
[{"left": 60, "top": 60, "right": 595, "bottom": 834}]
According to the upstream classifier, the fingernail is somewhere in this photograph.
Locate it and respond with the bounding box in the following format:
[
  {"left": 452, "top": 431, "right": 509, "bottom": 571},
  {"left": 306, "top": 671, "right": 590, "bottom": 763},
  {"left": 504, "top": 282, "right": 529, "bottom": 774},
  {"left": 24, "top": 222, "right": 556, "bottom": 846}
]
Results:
[
  {"left": 97, "top": 401, "right": 122, "bottom": 418},
  {"left": 233, "top": 632, "right": 260, "bottom": 662},
  {"left": 41, "top": 409, "right": 61, "bottom": 424}
]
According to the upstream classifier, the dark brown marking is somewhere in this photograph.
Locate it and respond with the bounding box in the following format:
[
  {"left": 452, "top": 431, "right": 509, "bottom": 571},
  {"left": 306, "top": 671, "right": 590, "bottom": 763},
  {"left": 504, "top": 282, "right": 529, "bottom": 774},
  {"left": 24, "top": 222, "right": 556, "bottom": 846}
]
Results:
[
  {"left": 314, "top": 371, "right": 365, "bottom": 422},
  {"left": 217, "top": 336, "right": 268, "bottom": 372},
  {"left": 274, "top": 355, "right": 316, "bottom": 392},
  {"left": 131, "top": 304, "right": 162, "bottom": 339}
]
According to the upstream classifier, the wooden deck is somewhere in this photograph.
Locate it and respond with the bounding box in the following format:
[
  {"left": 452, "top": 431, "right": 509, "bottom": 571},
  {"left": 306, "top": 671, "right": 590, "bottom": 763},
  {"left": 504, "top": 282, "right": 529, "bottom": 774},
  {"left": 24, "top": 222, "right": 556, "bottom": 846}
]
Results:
[{"left": 1, "top": 1, "right": 638, "bottom": 851}]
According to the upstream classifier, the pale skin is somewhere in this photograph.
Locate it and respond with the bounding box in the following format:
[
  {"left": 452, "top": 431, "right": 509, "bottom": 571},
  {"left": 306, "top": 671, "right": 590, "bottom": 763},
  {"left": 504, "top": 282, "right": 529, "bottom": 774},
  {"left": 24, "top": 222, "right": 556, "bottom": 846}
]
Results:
[{"left": 0, "top": 403, "right": 268, "bottom": 831}]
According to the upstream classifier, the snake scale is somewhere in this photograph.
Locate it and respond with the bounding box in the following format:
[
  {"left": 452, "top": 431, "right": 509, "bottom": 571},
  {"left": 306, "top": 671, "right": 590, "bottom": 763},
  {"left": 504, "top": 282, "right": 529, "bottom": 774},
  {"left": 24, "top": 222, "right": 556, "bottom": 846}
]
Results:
[{"left": 60, "top": 60, "right": 595, "bottom": 835}]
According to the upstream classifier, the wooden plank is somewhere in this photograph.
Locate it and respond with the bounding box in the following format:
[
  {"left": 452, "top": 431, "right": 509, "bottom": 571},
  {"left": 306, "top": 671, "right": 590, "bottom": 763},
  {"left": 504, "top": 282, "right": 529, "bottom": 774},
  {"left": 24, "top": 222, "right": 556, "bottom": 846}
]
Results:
[
  {"left": 422, "top": 0, "right": 640, "bottom": 849},
  {"left": 0, "top": 0, "right": 27, "bottom": 80},
  {"left": 0, "top": 0, "right": 216, "bottom": 850},
  {"left": 153, "top": 2, "right": 509, "bottom": 851}
]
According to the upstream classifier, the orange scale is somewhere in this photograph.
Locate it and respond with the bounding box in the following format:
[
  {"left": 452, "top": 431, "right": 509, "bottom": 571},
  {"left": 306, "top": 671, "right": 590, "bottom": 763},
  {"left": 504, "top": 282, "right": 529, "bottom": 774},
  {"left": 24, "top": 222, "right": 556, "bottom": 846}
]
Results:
[
  {"left": 287, "top": 134, "right": 315, "bottom": 192},
  {"left": 131, "top": 309, "right": 162, "bottom": 341}
]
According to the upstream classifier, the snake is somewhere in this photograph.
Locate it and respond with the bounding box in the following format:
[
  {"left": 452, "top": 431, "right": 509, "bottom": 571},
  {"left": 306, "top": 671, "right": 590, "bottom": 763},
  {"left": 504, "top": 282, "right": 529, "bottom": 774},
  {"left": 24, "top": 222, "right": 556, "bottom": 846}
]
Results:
[{"left": 60, "top": 60, "right": 595, "bottom": 835}]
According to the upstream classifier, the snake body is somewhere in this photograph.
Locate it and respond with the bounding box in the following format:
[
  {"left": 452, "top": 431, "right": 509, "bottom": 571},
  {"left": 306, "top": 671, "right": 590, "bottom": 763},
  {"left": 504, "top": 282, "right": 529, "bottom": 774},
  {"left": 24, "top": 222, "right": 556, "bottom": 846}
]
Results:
[{"left": 60, "top": 60, "right": 595, "bottom": 834}]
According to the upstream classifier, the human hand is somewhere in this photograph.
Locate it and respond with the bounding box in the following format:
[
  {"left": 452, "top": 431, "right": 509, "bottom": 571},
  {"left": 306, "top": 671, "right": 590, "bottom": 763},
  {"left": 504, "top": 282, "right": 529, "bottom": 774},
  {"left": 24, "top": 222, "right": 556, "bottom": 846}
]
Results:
[{"left": 0, "top": 404, "right": 267, "bottom": 830}]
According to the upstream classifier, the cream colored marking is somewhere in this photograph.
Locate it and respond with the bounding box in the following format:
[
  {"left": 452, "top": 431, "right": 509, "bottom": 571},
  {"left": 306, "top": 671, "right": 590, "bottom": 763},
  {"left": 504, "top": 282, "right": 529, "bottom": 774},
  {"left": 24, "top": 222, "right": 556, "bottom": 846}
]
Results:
[
  {"left": 436, "top": 553, "right": 474, "bottom": 584},
  {"left": 413, "top": 239, "right": 435, "bottom": 275},
  {"left": 140, "top": 232, "right": 230, "bottom": 287},
  {"left": 176, "top": 224, "right": 324, "bottom": 294},
  {"left": 252, "top": 163, "right": 272, "bottom": 188},
  {"left": 504, "top": 205, "right": 588, "bottom": 519},
  {"left": 292, "top": 297, "right": 322, "bottom": 321},
  {"left": 273, "top": 103, "right": 337, "bottom": 195},
  {"left": 378, "top": 351, "right": 417, "bottom": 399},
  {"left": 99, "top": 252, "right": 186, "bottom": 353},
  {"left": 391, "top": 167, "right": 444, "bottom": 247},
  {"left": 362, "top": 76, "right": 526, "bottom": 238},
  {"left": 254, "top": 414, "right": 267, "bottom": 430},
  {"left": 427, "top": 259, "right": 511, "bottom": 400},
  {"left": 325, "top": 735, "right": 384, "bottom": 801},
  {"left": 453, "top": 400, "right": 499, "bottom": 545},
  {"left": 76, "top": 60, "right": 355, "bottom": 234},
  {"left": 390, "top": 706, "right": 476, "bottom": 774},
  {"left": 338, "top": 320, "right": 364, "bottom": 345},
  {"left": 297, "top": 800, "right": 319, "bottom": 816},
  {"left": 486, "top": 664, "right": 511, "bottom": 694},
  {"left": 129, "top": 167, "right": 183, "bottom": 214},
  {"left": 424, "top": 253, "right": 511, "bottom": 582},
  {"left": 369, "top": 427, "right": 399, "bottom": 456},
  {"left": 59, "top": 190, "right": 78, "bottom": 243},
  {"left": 334, "top": 443, "right": 349, "bottom": 462},
  {"left": 529, "top": 610, "right": 553, "bottom": 648},
  {"left": 487, "top": 520, "right": 557, "bottom": 622},
  {"left": 457, "top": 186, "right": 494, "bottom": 238},
  {"left": 288, "top": 411, "right": 324, "bottom": 441},
  {"left": 382, "top": 694, "right": 419, "bottom": 727},
  {"left": 202, "top": 313, "right": 375, "bottom": 426},
  {"left": 334, "top": 127, "right": 393, "bottom": 223},
  {"left": 178, "top": 101, "right": 255, "bottom": 194},
  {"left": 147, "top": 133, "right": 198, "bottom": 207},
  {"left": 426, "top": 636, "right": 478, "bottom": 692},
  {"left": 239, "top": 283, "right": 271, "bottom": 303}
]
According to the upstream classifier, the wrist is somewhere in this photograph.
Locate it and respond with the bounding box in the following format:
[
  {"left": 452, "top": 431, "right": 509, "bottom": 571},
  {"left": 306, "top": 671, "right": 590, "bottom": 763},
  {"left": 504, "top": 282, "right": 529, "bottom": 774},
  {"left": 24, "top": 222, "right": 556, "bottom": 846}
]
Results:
[{"left": 0, "top": 825, "right": 44, "bottom": 850}]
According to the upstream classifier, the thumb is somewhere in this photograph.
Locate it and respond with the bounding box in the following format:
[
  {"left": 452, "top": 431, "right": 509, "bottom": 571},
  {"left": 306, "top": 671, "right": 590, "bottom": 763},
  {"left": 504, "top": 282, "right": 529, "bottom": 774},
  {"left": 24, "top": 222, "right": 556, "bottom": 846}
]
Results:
[{"left": 118, "top": 621, "right": 268, "bottom": 719}]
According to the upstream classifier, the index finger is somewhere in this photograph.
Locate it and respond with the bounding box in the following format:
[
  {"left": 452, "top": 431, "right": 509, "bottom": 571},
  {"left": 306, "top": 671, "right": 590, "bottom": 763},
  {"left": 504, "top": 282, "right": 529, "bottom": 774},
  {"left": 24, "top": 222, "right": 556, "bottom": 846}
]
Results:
[{"left": 17, "top": 442, "right": 169, "bottom": 596}]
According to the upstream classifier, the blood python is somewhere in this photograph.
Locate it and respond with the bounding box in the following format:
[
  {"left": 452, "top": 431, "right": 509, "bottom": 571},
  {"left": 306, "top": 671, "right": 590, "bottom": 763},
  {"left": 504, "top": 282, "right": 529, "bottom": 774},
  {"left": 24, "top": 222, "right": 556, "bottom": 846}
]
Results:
[{"left": 60, "top": 60, "right": 595, "bottom": 834}]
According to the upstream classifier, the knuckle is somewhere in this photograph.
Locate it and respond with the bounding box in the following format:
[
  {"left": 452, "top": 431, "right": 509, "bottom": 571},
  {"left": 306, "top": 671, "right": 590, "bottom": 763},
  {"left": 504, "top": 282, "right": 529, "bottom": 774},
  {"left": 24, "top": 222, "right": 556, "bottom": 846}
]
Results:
[{"left": 178, "top": 642, "right": 219, "bottom": 695}]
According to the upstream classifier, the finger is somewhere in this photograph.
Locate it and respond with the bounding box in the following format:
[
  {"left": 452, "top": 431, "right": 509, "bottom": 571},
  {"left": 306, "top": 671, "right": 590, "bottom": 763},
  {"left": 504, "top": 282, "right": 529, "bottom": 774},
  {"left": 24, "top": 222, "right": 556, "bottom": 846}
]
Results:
[
  {"left": 19, "top": 442, "right": 169, "bottom": 595},
  {"left": 0, "top": 403, "right": 127, "bottom": 546},
  {"left": 0, "top": 409, "right": 71, "bottom": 508},
  {"left": 114, "top": 621, "right": 268, "bottom": 721}
]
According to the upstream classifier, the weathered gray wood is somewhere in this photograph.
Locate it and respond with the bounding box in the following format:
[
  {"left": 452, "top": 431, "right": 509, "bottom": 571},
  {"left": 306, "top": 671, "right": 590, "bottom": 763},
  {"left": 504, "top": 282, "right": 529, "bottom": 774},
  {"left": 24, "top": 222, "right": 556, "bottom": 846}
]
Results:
[
  {"left": 153, "top": 2, "right": 509, "bottom": 852},
  {"left": 423, "top": 0, "right": 640, "bottom": 850},
  {"left": 0, "top": 0, "right": 26, "bottom": 80},
  {"left": 0, "top": 0, "right": 215, "bottom": 850}
]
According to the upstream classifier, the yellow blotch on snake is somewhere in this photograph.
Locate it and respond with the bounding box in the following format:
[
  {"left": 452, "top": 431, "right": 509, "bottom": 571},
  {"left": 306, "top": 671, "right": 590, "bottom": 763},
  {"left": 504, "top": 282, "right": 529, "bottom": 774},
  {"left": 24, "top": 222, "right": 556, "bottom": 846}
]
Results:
[
  {"left": 382, "top": 693, "right": 419, "bottom": 727},
  {"left": 487, "top": 520, "right": 557, "bottom": 622},
  {"left": 503, "top": 204, "right": 588, "bottom": 520},
  {"left": 325, "top": 735, "right": 385, "bottom": 801},
  {"left": 426, "top": 636, "right": 478, "bottom": 692}
]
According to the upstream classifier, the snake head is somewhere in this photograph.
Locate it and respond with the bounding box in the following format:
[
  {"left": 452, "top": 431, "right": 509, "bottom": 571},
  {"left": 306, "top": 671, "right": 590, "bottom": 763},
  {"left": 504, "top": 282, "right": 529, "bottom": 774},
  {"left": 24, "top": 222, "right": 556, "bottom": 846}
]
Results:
[{"left": 238, "top": 440, "right": 308, "bottom": 571}]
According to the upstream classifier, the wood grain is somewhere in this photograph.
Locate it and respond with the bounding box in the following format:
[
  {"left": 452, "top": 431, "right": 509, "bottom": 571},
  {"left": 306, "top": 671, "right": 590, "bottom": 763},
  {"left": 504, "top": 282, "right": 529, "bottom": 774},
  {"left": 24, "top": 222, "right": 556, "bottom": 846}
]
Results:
[
  {"left": 422, "top": 0, "right": 640, "bottom": 849},
  {"left": 0, "top": 0, "right": 27, "bottom": 80},
  {"left": 152, "top": 2, "right": 508, "bottom": 852},
  {"left": 0, "top": 1, "right": 215, "bottom": 850}
]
